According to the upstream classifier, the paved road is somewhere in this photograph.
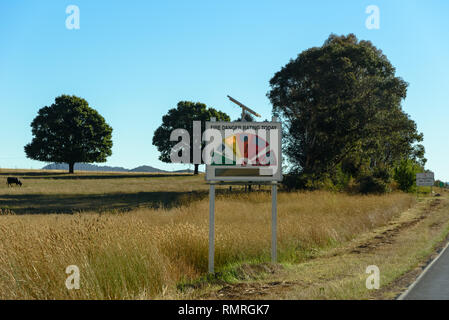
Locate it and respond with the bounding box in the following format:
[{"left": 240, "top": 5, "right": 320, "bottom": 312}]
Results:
[{"left": 403, "top": 244, "right": 449, "bottom": 300}]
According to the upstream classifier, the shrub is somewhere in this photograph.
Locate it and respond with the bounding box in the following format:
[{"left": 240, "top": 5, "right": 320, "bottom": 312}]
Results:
[
  {"left": 357, "top": 175, "right": 389, "bottom": 194},
  {"left": 281, "top": 174, "right": 307, "bottom": 191},
  {"left": 393, "top": 159, "right": 421, "bottom": 193}
]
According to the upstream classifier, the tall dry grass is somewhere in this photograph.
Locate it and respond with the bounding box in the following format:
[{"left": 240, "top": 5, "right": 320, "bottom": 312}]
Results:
[{"left": 0, "top": 191, "right": 414, "bottom": 299}]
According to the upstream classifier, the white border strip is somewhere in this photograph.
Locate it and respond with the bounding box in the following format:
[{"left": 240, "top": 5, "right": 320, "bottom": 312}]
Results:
[{"left": 397, "top": 239, "right": 449, "bottom": 300}]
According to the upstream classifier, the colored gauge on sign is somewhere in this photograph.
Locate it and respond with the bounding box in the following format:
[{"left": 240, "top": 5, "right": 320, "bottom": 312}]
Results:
[{"left": 211, "top": 131, "right": 277, "bottom": 166}]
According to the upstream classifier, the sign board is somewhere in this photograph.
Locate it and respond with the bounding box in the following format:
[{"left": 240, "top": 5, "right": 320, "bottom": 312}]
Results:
[
  {"left": 416, "top": 172, "right": 434, "bottom": 186},
  {"left": 205, "top": 121, "right": 282, "bottom": 182}
]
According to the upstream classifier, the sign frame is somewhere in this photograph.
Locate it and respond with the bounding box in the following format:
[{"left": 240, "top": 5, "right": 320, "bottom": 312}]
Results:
[
  {"left": 206, "top": 117, "right": 282, "bottom": 274},
  {"left": 205, "top": 120, "right": 283, "bottom": 183}
]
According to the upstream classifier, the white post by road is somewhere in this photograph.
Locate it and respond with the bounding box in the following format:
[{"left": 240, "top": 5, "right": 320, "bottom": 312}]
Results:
[
  {"left": 209, "top": 183, "right": 215, "bottom": 273},
  {"left": 271, "top": 182, "right": 277, "bottom": 263}
]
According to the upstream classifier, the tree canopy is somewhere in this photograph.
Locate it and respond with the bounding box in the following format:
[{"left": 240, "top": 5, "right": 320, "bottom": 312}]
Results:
[
  {"left": 25, "top": 95, "right": 113, "bottom": 173},
  {"left": 152, "top": 101, "right": 230, "bottom": 174},
  {"left": 235, "top": 113, "right": 255, "bottom": 122},
  {"left": 268, "top": 34, "right": 425, "bottom": 190}
]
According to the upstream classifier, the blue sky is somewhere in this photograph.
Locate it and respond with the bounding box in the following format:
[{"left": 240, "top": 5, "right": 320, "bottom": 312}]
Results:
[{"left": 1, "top": 1, "right": 448, "bottom": 180}]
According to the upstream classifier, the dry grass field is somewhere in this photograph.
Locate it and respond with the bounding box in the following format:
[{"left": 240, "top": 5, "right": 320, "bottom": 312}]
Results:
[{"left": 0, "top": 169, "right": 417, "bottom": 299}]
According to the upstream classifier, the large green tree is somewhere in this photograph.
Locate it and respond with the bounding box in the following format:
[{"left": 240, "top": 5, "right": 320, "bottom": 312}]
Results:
[
  {"left": 25, "top": 95, "right": 113, "bottom": 173},
  {"left": 268, "top": 34, "right": 425, "bottom": 186},
  {"left": 152, "top": 101, "right": 230, "bottom": 175}
]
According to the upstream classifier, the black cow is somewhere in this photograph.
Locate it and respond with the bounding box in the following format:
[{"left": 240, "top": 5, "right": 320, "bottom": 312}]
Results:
[{"left": 7, "top": 177, "right": 22, "bottom": 187}]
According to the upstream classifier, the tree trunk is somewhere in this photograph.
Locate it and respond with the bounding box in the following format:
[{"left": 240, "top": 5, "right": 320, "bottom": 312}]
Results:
[
  {"left": 194, "top": 164, "right": 199, "bottom": 175},
  {"left": 68, "top": 162, "right": 75, "bottom": 174}
]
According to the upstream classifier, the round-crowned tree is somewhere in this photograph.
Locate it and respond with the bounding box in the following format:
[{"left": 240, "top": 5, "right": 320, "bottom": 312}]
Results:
[
  {"left": 152, "top": 101, "right": 230, "bottom": 175},
  {"left": 25, "top": 95, "right": 113, "bottom": 173}
]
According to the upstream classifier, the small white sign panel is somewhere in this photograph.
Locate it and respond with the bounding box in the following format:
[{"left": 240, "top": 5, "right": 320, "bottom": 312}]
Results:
[
  {"left": 205, "top": 121, "right": 282, "bottom": 182},
  {"left": 416, "top": 172, "right": 434, "bottom": 186}
]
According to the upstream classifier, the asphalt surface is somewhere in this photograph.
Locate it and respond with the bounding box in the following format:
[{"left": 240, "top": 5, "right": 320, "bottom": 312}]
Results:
[{"left": 403, "top": 244, "right": 449, "bottom": 300}]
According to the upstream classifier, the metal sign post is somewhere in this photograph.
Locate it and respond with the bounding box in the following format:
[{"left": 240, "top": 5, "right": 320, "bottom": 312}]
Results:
[
  {"left": 271, "top": 181, "right": 277, "bottom": 263},
  {"left": 208, "top": 182, "right": 215, "bottom": 274}
]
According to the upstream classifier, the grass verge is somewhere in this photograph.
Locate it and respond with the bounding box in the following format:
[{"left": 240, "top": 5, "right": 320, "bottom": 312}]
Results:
[
  {"left": 194, "top": 193, "right": 449, "bottom": 300},
  {"left": 0, "top": 190, "right": 414, "bottom": 299}
]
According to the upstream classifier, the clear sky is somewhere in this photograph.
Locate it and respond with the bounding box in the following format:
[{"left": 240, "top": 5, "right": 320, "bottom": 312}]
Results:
[{"left": 1, "top": 1, "right": 448, "bottom": 180}]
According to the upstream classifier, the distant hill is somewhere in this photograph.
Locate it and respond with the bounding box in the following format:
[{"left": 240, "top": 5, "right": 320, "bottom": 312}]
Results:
[
  {"left": 42, "top": 163, "right": 128, "bottom": 172},
  {"left": 42, "top": 163, "right": 166, "bottom": 173},
  {"left": 41, "top": 163, "right": 201, "bottom": 173},
  {"left": 129, "top": 165, "right": 166, "bottom": 173}
]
